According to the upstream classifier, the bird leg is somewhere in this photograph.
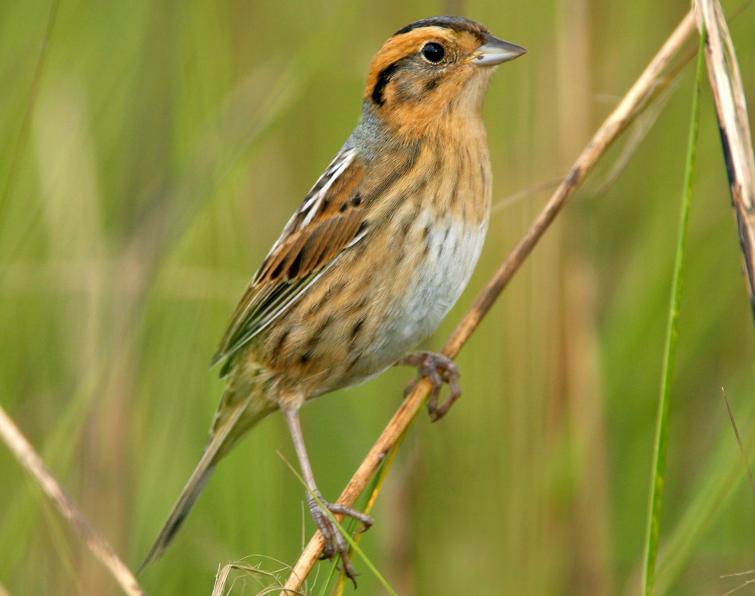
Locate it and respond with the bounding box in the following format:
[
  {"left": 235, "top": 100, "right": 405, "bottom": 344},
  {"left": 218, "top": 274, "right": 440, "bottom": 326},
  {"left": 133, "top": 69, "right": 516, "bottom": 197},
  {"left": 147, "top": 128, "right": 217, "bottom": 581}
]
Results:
[
  {"left": 401, "top": 351, "right": 461, "bottom": 422},
  {"left": 283, "top": 408, "right": 373, "bottom": 584}
]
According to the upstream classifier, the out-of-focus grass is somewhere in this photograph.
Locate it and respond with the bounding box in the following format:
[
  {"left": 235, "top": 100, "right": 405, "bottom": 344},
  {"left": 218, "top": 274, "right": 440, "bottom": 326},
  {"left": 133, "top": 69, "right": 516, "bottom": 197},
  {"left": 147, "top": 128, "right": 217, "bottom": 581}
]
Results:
[{"left": 1, "top": 1, "right": 753, "bottom": 595}]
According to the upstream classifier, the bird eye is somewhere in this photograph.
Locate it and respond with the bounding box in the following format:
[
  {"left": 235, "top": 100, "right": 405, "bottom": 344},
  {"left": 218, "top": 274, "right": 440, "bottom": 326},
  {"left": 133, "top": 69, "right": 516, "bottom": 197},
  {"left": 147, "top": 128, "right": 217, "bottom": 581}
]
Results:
[{"left": 421, "top": 42, "right": 445, "bottom": 63}]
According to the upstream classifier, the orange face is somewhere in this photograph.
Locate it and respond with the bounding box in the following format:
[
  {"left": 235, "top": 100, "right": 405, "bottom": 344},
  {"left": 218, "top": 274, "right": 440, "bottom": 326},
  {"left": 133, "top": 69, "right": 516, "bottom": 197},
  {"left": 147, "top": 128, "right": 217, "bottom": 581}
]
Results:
[{"left": 364, "top": 17, "right": 525, "bottom": 134}]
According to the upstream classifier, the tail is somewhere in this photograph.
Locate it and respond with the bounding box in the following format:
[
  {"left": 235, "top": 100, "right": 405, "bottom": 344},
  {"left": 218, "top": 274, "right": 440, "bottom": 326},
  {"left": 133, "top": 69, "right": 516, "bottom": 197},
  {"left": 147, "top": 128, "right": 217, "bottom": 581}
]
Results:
[{"left": 140, "top": 397, "right": 256, "bottom": 572}]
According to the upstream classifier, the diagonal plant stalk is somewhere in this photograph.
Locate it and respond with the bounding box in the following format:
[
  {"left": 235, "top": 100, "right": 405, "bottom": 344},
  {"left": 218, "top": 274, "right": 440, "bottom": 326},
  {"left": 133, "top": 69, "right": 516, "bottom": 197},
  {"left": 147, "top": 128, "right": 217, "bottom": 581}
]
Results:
[
  {"left": 282, "top": 10, "right": 701, "bottom": 593},
  {"left": 641, "top": 28, "right": 705, "bottom": 596},
  {"left": 0, "top": 406, "right": 143, "bottom": 596},
  {"left": 695, "top": 0, "right": 755, "bottom": 320}
]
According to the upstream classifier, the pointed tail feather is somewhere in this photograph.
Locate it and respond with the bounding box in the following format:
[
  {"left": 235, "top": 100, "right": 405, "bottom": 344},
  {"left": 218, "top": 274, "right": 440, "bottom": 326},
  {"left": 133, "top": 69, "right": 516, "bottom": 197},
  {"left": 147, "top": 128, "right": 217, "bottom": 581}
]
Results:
[{"left": 139, "top": 399, "right": 250, "bottom": 572}]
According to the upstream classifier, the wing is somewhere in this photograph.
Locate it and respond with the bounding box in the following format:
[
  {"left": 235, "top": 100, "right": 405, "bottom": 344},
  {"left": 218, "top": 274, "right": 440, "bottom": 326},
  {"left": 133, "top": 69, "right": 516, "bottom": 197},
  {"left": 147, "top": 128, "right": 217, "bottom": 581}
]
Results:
[{"left": 212, "top": 147, "right": 368, "bottom": 374}]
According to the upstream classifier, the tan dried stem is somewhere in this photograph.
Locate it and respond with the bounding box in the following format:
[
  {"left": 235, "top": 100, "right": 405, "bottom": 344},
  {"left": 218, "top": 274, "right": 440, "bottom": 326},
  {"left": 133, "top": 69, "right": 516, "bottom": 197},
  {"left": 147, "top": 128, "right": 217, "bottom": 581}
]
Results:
[
  {"left": 281, "top": 10, "right": 698, "bottom": 593},
  {"left": 0, "top": 406, "right": 143, "bottom": 596},
  {"left": 694, "top": 0, "right": 755, "bottom": 318}
]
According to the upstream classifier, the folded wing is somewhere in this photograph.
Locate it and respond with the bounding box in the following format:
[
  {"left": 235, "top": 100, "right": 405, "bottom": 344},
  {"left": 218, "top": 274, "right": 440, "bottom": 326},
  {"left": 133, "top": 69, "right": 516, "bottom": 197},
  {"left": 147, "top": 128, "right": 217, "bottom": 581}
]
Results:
[{"left": 213, "top": 148, "right": 368, "bottom": 374}]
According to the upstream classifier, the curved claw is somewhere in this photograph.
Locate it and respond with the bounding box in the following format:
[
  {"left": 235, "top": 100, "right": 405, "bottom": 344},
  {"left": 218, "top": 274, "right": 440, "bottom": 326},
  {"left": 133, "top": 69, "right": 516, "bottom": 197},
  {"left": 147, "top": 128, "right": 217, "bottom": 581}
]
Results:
[
  {"left": 402, "top": 351, "right": 461, "bottom": 421},
  {"left": 307, "top": 493, "right": 374, "bottom": 585}
]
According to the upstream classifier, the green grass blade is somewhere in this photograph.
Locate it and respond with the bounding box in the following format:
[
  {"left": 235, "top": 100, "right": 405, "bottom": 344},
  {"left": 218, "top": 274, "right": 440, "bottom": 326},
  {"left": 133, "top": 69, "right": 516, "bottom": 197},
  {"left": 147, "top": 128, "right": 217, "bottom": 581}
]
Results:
[{"left": 641, "top": 30, "right": 706, "bottom": 596}]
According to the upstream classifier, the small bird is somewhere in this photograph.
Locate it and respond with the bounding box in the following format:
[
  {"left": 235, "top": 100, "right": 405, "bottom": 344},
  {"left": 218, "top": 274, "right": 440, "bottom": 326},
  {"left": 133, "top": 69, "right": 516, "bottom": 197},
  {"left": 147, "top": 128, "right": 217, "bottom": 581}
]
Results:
[{"left": 142, "top": 16, "right": 525, "bottom": 579}]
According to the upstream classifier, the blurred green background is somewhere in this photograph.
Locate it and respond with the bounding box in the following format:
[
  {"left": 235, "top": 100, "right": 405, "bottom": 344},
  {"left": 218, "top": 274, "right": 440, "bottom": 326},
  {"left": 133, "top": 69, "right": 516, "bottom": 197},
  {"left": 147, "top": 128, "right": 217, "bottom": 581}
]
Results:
[{"left": 1, "top": 0, "right": 753, "bottom": 594}]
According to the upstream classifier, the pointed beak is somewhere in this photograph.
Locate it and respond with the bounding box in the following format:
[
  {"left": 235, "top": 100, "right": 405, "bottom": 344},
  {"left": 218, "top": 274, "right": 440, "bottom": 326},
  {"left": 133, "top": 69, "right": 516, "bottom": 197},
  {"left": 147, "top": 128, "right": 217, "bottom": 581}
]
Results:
[{"left": 471, "top": 34, "right": 527, "bottom": 66}]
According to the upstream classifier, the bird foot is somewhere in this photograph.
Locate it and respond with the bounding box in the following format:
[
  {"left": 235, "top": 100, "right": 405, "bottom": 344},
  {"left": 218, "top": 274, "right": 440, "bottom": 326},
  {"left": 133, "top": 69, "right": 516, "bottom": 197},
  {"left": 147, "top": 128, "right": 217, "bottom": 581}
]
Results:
[
  {"left": 307, "top": 492, "right": 373, "bottom": 585},
  {"left": 402, "top": 351, "right": 461, "bottom": 422}
]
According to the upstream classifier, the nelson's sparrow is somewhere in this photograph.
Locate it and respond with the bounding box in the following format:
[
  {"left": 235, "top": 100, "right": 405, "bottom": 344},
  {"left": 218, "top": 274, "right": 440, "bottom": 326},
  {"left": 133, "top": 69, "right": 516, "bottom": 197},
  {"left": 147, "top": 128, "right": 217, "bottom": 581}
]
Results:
[{"left": 142, "top": 16, "right": 525, "bottom": 579}]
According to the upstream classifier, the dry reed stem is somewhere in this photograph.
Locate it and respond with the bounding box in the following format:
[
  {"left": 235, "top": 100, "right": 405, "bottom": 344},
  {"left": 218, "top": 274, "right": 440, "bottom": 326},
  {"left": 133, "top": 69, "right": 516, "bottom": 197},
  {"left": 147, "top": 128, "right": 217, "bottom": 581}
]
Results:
[
  {"left": 0, "top": 406, "right": 143, "bottom": 596},
  {"left": 281, "top": 10, "right": 698, "bottom": 592},
  {"left": 212, "top": 564, "right": 234, "bottom": 596},
  {"left": 694, "top": 0, "right": 755, "bottom": 318}
]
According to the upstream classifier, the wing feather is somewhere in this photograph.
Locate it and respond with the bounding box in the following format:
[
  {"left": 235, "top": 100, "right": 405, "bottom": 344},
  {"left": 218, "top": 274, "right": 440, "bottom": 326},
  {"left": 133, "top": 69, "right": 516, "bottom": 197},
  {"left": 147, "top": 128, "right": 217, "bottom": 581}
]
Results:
[{"left": 213, "top": 148, "right": 367, "bottom": 372}]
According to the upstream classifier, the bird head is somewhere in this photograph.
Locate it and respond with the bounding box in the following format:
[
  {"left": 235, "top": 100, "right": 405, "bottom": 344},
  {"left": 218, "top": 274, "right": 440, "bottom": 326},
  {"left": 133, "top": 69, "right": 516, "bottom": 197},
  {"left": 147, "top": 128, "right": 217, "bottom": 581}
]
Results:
[{"left": 364, "top": 16, "right": 526, "bottom": 134}]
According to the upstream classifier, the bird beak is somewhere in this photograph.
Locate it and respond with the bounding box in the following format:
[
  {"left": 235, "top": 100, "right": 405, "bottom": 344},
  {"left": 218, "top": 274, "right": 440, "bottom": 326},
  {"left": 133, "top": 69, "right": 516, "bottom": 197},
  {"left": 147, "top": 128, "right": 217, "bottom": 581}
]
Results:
[{"left": 471, "top": 34, "right": 527, "bottom": 66}]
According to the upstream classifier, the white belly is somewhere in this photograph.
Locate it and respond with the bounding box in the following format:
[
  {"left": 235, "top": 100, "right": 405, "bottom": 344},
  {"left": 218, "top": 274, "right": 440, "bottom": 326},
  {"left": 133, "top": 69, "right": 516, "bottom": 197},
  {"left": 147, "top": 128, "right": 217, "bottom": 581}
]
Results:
[{"left": 377, "top": 212, "right": 488, "bottom": 364}]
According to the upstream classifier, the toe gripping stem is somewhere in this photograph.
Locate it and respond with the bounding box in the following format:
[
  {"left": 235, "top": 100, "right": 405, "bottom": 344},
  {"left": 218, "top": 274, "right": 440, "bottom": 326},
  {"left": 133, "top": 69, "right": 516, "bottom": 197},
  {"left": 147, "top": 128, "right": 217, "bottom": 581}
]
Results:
[
  {"left": 307, "top": 491, "right": 373, "bottom": 585},
  {"left": 402, "top": 351, "right": 461, "bottom": 422}
]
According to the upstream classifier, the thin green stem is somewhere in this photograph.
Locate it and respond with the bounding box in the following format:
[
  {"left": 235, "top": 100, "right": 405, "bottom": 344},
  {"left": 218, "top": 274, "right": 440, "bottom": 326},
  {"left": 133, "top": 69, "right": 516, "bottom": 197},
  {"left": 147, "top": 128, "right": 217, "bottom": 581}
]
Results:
[{"left": 641, "top": 30, "right": 706, "bottom": 596}]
